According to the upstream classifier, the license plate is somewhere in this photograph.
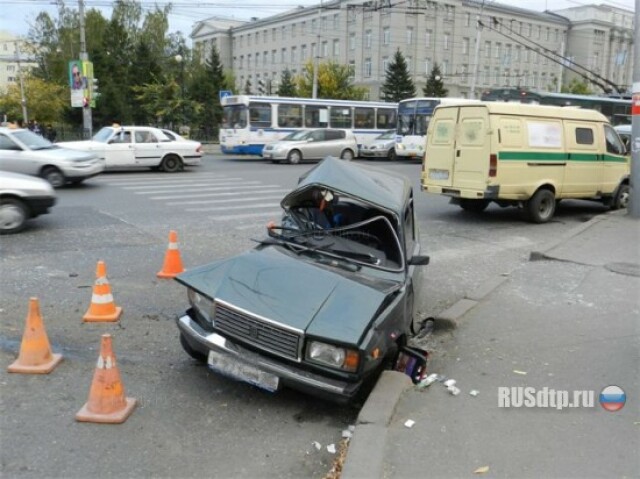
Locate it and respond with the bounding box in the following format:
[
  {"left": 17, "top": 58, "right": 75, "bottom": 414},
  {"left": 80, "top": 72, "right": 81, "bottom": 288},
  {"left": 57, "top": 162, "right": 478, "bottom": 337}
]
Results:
[
  {"left": 207, "top": 350, "right": 280, "bottom": 392},
  {"left": 264, "top": 153, "right": 272, "bottom": 159},
  {"left": 429, "top": 169, "right": 449, "bottom": 180}
]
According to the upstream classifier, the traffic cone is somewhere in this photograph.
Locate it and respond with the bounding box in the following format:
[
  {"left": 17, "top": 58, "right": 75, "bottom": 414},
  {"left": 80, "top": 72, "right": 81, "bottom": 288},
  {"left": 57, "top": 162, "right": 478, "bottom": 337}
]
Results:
[
  {"left": 83, "top": 261, "right": 123, "bottom": 323},
  {"left": 75, "top": 334, "right": 137, "bottom": 424},
  {"left": 157, "top": 230, "right": 185, "bottom": 278},
  {"left": 8, "top": 297, "right": 63, "bottom": 374}
]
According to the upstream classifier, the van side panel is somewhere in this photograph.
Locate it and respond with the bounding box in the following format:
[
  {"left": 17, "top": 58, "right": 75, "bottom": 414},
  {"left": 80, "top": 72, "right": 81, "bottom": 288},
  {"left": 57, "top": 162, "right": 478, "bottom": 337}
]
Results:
[
  {"left": 562, "top": 121, "right": 602, "bottom": 196},
  {"left": 495, "top": 118, "right": 565, "bottom": 199},
  {"left": 454, "top": 107, "right": 491, "bottom": 192},
  {"left": 421, "top": 106, "right": 458, "bottom": 190}
]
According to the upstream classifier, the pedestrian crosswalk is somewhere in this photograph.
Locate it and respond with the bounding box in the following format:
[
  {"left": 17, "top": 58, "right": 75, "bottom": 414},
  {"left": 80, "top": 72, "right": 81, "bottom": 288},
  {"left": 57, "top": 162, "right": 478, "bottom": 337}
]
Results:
[{"left": 92, "top": 172, "right": 288, "bottom": 226}]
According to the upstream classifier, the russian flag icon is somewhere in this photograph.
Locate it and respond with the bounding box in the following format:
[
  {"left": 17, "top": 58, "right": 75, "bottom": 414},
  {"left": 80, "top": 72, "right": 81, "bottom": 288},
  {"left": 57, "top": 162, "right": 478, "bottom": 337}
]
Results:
[{"left": 599, "top": 385, "right": 626, "bottom": 412}]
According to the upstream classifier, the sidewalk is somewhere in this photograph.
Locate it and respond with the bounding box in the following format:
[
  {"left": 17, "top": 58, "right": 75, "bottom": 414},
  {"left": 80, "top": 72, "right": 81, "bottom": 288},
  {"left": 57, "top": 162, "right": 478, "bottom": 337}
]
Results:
[{"left": 343, "top": 211, "right": 640, "bottom": 478}]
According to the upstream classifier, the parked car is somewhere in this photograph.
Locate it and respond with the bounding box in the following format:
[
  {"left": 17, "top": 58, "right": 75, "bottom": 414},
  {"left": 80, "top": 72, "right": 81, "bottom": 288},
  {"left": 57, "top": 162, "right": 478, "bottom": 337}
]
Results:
[
  {"left": 359, "top": 129, "right": 397, "bottom": 161},
  {"left": 58, "top": 126, "right": 202, "bottom": 172},
  {"left": 0, "top": 127, "right": 104, "bottom": 187},
  {"left": 0, "top": 171, "right": 56, "bottom": 234},
  {"left": 262, "top": 129, "right": 358, "bottom": 164},
  {"left": 175, "top": 157, "right": 430, "bottom": 403}
]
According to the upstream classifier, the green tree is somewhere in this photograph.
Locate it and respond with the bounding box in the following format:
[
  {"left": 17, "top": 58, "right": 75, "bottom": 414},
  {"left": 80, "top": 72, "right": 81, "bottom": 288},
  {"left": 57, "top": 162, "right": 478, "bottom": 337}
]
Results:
[
  {"left": 277, "top": 69, "right": 297, "bottom": 97},
  {"left": 423, "top": 63, "right": 448, "bottom": 97},
  {"left": 296, "top": 61, "right": 367, "bottom": 100},
  {"left": 380, "top": 49, "right": 415, "bottom": 102},
  {"left": 561, "top": 78, "right": 593, "bottom": 95},
  {"left": 0, "top": 75, "right": 67, "bottom": 124},
  {"left": 190, "top": 45, "right": 227, "bottom": 136}
]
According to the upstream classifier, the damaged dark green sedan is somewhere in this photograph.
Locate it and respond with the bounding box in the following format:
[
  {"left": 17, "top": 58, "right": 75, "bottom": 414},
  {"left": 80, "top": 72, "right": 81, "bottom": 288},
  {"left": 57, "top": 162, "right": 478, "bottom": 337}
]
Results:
[{"left": 175, "top": 157, "right": 429, "bottom": 403}]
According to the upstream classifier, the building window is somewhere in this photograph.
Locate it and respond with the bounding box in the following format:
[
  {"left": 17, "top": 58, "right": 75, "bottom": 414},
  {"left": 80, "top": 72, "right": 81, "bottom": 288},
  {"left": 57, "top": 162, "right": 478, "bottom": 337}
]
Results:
[
  {"left": 406, "top": 56, "right": 412, "bottom": 72},
  {"left": 349, "top": 33, "right": 356, "bottom": 51},
  {"left": 282, "top": 25, "right": 287, "bottom": 40},
  {"left": 333, "top": 13, "right": 339, "bottom": 29},
  {"left": 443, "top": 33, "right": 450, "bottom": 50},
  {"left": 239, "top": 55, "right": 244, "bottom": 70},
  {"left": 514, "top": 46, "right": 520, "bottom": 62},
  {"left": 382, "top": 56, "right": 390, "bottom": 74},
  {"left": 425, "top": 58, "right": 431, "bottom": 75},
  {"left": 462, "top": 37, "right": 469, "bottom": 55},
  {"left": 301, "top": 45, "right": 307, "bottom": 60},
  {"left": 407, "top": 27, "right": 413, "bottom": 45},
  {"left": 291, "top": 47, "right": 296, "bottom": 63},
  {"left": 442, "top": 60, "right": 448, "bottom": 75},
  {"left": 333, "top": 39, "right": 340, "bottom": 56},
  {"left": 365, "top": 30, "right": 372, "bottom": 49},
  {"left": 291, "top": 24, "right": 296, "bottom": 38},
  {"left": 263, "top": 51, "right": 268, "bottom": 66},
  {"left": 364, "top": 58, "right": 372, "bottom": 77},
  {"left": 485, "top": 41, "right": 491, "bottom": 58},
  {"left": 312, "top": 19, "right": 317, "bottom": 33},
  {"left": 281, "top": 49, "right": 286, "bottom": 64},
  {"left": 383, "top": 27, "right": 391, "bottom": 45},
  {"left": 465, "top": 12, "right": 470, "bottom": 27},
  {"left": 425, "top": 30, "right": 432, "bottom": 47},
  {"left": 271, "top": 50, "right": 276, "bottom": 64},
  {"left": 495, "top": 43, "right": 501, "bottom": 59},
  {"left": 348, "top": 60, "right": 355, "bottom": 79},
  {"left": 272, "top": 28, "right": 276, "bottom": 41},
  {"left": 322, "top": 41, "right": 328, "bottom": 58}
]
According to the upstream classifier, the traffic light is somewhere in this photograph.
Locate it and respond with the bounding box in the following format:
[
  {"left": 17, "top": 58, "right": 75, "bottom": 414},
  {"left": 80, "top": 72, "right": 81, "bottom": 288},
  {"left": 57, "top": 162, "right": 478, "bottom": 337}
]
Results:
[{"left": 257, "top": 79, "right": 265, "bottom": 95}]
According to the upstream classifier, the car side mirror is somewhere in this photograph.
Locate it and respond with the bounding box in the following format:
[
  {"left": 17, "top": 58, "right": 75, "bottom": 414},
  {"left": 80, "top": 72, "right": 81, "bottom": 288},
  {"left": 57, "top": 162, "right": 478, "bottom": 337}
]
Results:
[{"left": 408, "top": 255, "right": 430, "bottom": 266}]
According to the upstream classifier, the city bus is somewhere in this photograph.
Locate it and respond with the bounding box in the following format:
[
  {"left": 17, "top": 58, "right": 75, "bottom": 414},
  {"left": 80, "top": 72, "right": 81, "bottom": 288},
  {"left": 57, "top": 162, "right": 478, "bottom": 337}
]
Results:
[
  {"left": 480, "top": 88, "right": 631, "bottom": 126},
  {"left": 395, "top": 97, "right": 479, "bottom": 160},
  {"left": 220, "top": 95, "right": 397, "bottom": 156}
]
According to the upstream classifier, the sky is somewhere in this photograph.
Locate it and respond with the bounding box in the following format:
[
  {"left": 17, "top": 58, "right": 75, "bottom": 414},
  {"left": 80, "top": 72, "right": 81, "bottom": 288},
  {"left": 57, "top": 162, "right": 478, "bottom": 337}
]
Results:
[{"left": 0, "top": 0, "right": 635, "bottom": 41}]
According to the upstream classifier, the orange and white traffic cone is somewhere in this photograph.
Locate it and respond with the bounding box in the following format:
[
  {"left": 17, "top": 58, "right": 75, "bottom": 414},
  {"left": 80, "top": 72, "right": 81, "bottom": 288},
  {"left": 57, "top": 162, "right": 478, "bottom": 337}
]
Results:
[
  {"left": 8, "top": 297, "right": 63, "bottom": 374},
  {"left": 157, "top": 230, "right": 185, "bottom": 278},
  {"left": 75, "top": 334, "right": 136, "bottom": 424},
  {"left": 83, "top": 261, "right": 123, "bottom": 323}
]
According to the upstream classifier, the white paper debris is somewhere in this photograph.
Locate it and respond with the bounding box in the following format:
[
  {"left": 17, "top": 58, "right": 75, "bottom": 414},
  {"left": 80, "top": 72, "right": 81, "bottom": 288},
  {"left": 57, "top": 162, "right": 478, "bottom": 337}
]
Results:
[
  {"left": 327, "top": 444, "right": 336, "bottom": 454},
  {"left": 342, "top": 429, "right": 353, "bottom": 439},
  {"left": 513, "top": 370, "right": 527, "bottom": 375},
  {"left": 470, "top": 390, "right": 479, "bottom": 397},
  {"left": 404, "top": 419, "right": 415, "bottom": 428},
  {"left": 443, "top": 379, "right": 457, "bottom": 387},
  {"left": 312, "top": 441, "right": 321, "bottom": 451}
]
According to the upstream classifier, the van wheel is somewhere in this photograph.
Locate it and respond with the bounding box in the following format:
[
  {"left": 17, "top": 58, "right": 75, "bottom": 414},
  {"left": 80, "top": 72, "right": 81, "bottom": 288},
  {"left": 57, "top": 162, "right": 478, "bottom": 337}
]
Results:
[
  {"left": 287, "top": 150, "right": 302, "bottom": 164},
  {"left": 610, "top": 184, "right": 630, "bottom": 210},
  {"left": 340, "top": 149, "right": 355, "bottom": 161},
  {"left": 526, "top": 189, "right": 556, "bottom": 223},
  {"left": 459, "top": 199, "right": 489, "bottom": 213}
]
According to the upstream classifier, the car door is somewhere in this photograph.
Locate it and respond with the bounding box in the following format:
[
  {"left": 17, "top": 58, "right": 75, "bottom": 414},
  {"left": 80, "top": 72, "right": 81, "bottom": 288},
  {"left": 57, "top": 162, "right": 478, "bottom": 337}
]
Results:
[
  {"left": 304, "top": 130, "right": 326, "bottom": 159},
  {"left": 0, "top": 133, "right": 41, "bottom": 176},
  {"left": 562, "top": 121, "right": 601, "bottom": 196},
  {"left": 133, "top": 130, "right": 163, "bottom": 167},
  {"left": 326, "top": 130, "right": 345, "bottom": 157},
  {"left": 105, "top": 130, "right": 136, "bottom": 168}
]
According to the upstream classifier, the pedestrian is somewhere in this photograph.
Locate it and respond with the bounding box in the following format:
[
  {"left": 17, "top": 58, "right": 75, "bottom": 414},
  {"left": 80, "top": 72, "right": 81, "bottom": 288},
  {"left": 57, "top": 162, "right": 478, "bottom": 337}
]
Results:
[
  {"left": 32, "top": 120, "right": 43, "bottom": 136},
  {"left": 45, "top": 124, "right": 57, "bottom": 142}
]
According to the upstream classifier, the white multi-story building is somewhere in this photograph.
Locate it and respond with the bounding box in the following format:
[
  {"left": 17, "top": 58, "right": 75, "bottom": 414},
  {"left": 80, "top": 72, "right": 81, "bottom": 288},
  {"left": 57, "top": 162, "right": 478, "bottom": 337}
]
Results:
[
  {"left": 191, "top": 0, "right": 634, "bottom": 98},
  {"left": 0, "top": 31, "right": 35, "bottom": 95}
]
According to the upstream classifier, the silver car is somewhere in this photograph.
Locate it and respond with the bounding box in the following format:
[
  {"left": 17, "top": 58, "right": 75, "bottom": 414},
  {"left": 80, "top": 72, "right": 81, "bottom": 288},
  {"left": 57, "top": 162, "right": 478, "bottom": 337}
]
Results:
[
  {"left": 262, "top": 129, "right": 358, "bottom": 164},
  {"left": 359, "top": 130, "right": 397, "bottom": 161},
  {"left": 0, "top": 127, "right": 104, "bottom": 187},
  {"left": 0, "top": 171, "right": 56, "bottom": 234}
]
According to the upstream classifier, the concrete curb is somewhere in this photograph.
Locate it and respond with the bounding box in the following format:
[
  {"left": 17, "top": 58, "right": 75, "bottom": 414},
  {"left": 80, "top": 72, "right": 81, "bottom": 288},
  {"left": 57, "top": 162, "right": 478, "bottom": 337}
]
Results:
[{"left": 341, "top": 371, "right": 412, "bottom": 479}]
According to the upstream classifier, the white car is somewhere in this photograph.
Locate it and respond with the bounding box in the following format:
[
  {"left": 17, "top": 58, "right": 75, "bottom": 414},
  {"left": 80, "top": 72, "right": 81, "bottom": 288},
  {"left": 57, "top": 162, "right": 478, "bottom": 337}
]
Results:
[
  {"left": 0, "top": 171, "right": 56, "bottom": 234},
  {"left": 0, "top": 127, "right": 104, "bottom": 187},
  {"left": 59, "top": 126, "right": 203, "bottom": 172}
]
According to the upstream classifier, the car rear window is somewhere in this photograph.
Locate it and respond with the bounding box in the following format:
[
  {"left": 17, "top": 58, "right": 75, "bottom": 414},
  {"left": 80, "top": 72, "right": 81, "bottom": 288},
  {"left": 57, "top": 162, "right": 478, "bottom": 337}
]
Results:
[{"left": 326, "top": 130, "right": 345, "bottom": 140}]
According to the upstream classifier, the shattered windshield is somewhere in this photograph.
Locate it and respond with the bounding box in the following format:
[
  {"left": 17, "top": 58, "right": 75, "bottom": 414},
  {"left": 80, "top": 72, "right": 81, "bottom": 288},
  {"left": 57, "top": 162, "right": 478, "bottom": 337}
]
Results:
[{"left": 270, "top": 186, "right": 404, "bottom": 272}]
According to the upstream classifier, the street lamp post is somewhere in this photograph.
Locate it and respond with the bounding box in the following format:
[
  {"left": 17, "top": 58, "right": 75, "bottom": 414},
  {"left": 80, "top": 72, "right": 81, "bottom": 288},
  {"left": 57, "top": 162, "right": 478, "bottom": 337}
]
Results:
[{"left": 174, "top": 52, "right": 185, "bottom": 128}]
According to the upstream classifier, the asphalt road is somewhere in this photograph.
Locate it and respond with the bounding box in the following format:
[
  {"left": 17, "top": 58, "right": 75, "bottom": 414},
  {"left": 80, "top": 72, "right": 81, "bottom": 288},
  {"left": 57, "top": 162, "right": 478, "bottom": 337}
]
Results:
[{"left": 0, "top": 154, "right": 612, "bottom": 478}]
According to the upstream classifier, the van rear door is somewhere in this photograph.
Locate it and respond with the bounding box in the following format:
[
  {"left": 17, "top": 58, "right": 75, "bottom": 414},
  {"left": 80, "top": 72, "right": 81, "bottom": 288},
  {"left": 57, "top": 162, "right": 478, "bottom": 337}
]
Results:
[
  {"left": 454, "top": 106, "right": 491, "bottom": 191},
  {"left": 423, "top": 106, "right": 458, "bottom": 188}
]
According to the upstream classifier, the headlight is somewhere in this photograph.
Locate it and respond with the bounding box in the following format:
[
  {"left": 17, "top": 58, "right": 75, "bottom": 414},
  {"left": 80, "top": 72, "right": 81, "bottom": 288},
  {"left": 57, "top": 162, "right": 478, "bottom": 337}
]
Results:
[
  {"left": 397, "top": 143, "right": 405, "bottom": 150},
  {"left": 306, "top": 341, "right": 359, "bottom": 372},
  {"left": 187, "top": 289, "right": 215, "bottom": 324}
]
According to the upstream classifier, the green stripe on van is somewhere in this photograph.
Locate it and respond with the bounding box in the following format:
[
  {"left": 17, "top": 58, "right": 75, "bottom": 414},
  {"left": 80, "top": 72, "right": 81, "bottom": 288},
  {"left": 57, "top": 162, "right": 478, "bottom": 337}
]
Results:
[{"left": 499, "top": 151, "right": 626, "bottom": 163}]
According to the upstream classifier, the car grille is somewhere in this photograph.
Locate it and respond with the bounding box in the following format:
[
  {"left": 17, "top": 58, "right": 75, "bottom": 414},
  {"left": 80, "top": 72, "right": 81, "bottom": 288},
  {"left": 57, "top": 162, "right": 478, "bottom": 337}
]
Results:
[{"left": 214, "top": 302, "right": 302, "bottom": 361}]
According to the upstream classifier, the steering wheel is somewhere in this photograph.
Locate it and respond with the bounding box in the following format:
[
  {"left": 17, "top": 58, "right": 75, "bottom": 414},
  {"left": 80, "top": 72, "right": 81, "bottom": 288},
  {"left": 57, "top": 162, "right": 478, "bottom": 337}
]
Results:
[{"left": 339, "top": 230, "right": 383, "bottom": 249}]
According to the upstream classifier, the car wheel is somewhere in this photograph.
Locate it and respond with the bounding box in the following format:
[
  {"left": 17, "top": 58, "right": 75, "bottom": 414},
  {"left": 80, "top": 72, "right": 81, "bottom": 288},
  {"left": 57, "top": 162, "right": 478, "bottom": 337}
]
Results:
[
  {"left": 388, "top": 149, "right": 397, "bottom": 161},
  {"left": 459, "top": 199, "right": 490, "bottom": 213},
  {"left": 287, "top": 150, "right": 302, "bottom": 165},
  {"left": 160, "top": 155, "right": 183, "bottom": 172},
  {"left": 179, "top": 334, "right": 207, "bottom": 363},
  {"left": 0, "top": 197, "right": 28, "bottom": 235},
  {"left": 610, "top": 183, "right": 630, "bottom": 210},
  {"left": 41, "top": 167, "right": 65, "bottom": 188},
  {"left": 526, "top": 188, "right": 556, "bottom": 223},
  {"left": 340, "top": 149, "right": 355, "bottom": 161}
]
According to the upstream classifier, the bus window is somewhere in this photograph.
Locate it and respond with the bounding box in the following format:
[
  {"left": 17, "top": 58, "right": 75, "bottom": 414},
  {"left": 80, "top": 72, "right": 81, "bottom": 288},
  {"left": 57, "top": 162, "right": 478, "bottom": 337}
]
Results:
[
  {"left": 222, "top": 105, "right": 247, "bottom": 129},
  {"left": 249, "top": 103, "right": 272, "bottom": 128},
  {"left": 330, "top": 107, "right": 353, "bottom": 128},
  {"left": 354, "top": 107, "right": 375, "bottom": 129},
  {"left": 278, "top": 104, "right": 303, "bottom": 127},
  {"left": 376, "top": 108, "right": 397, "bottom": 129},
  {"left": 304, "top": 106, "right": 329, "bottom": 128}
]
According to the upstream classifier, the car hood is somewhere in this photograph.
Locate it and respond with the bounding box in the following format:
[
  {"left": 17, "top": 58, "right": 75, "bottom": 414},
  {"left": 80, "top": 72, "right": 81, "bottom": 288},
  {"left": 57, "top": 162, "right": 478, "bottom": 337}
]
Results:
[
  {"left": 29, "top": 146, "right": 99, "bottom": 162},
  {"left": 176, "top": 246, "right": 401, "bottom": 345},
  {"left": 57, "top": 140, "right": 106, "bottom": 152}
]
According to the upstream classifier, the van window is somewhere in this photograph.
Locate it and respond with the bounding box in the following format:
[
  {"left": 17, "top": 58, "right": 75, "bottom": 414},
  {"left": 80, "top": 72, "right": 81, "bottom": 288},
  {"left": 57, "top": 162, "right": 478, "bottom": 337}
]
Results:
[
  {"left": 527, "top": 121, "right": 562, "bottom": 148},
  {"left": 249, "top": 103, "right": 272, "bottom": 128},
  {"left": 330, "top": 107, "right": 353, "bottom": 128},
  {"left": 304, "top": 106, "right": 328, "bottom": 128},
  {"left": 459, "top": 119, "right": 484, "bottom": 146},
  {"left": 575, "top": 127, "right": 594, "bottom": 145},
  {"left": 278, "top": 104, "right": 303, "bottom": 127},
  {"left": 377, "top": 108, "right": 397, "bottom": 129},
  {"left": 354, "top": 108, "right": 375, "bottom": 128},
  {"left": 431, "top": 119, "right": 455, "bottom": 145},
  {"left": 604, "top": 125, "right": 625, "bottom": 155}
]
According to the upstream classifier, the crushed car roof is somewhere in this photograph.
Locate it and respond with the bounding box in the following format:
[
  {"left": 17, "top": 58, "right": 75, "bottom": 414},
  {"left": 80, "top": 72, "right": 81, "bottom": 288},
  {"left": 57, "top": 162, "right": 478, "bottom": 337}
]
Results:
[{"left": 281, "top": 157, "right": 412, "bottom": 217}]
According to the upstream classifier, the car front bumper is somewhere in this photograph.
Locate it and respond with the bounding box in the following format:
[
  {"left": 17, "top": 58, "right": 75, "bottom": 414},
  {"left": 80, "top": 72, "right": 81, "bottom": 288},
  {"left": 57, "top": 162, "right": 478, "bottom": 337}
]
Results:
[
  {"left": 177, "top": 310, "right": 362, "bottom": 403},
  {"left": 360, "top": 150, "right": 390, "bottom": 158},
  {"left": 62, "top": 161, "right": 105, "bottom": 180}
]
